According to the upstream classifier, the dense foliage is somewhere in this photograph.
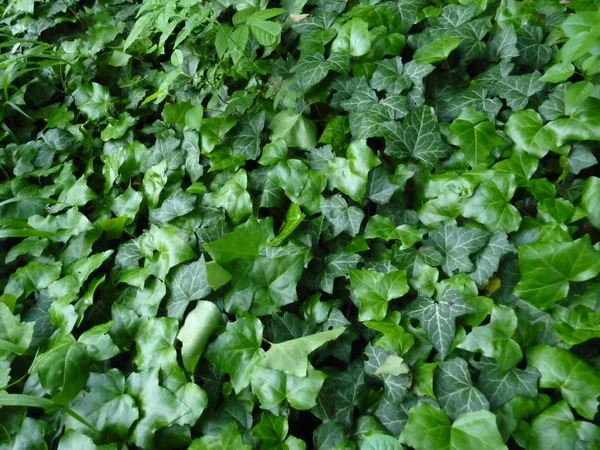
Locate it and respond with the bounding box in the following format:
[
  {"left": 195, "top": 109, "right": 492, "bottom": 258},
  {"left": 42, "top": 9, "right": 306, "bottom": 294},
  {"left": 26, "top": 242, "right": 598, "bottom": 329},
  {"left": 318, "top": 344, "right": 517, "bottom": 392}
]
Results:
[{"left": 1, "top": 0, "right": 600, "bottom": 448}]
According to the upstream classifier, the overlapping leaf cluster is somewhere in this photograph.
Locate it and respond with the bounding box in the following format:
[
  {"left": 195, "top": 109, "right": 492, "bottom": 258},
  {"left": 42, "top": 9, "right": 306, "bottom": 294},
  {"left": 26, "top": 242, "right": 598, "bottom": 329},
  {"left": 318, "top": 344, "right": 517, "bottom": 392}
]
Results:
[{"left": 1, "top": 0, "right": 600, "bottom": 449}]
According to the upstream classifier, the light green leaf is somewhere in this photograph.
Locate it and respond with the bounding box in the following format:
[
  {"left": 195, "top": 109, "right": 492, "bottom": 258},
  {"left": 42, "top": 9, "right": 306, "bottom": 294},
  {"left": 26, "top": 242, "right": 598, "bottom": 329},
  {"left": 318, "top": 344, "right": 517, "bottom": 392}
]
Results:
[
  {"left": 177, "top": 301, "right": 220, "bottom": 373},
  {"left": 448, "top": 107, "right": 504, "bottom": 167},
  {"left": 189, "top": 422, "right": 251, "bottom": 450},
  {"left": 529, "top": 401, "right": 600, "bottom": 450},
  {"left": 505, "top": 109, "right": 555, "bottom": 158},
  {"left": 331, "top": 18, "right": 372, "bottom": 57},
  {"left": 323, "top": 139, "right": 381, "bottom": 203},
  {"left": 205, "top": 316, "right": 263, "bottom": 392},
  {"left": 514, "top": 235, "right": 600, "bottom": 309},
  {"left": 528, "top": 344, "right": 600, "bottom": 420},
  {"left": 462, "top": 173, "right": 521, "bottom": 233},
  {"left": 31, "top": 334, "right": 89, "bottom": 405},
  {"left": 581, "top": 176, "right": 600, "bottom": 229},
  {"left": 414, "top": 35, "right": 462, "bottom": 64},
  {"left": 270, "top": 111, "right": 317, "bottom": 150},
  {"left": 209, "top": 170, "right": 253, "bottom": 223},
  {"left": 261, "top": 327, "right": 345, "bottom": 376},
  {"left": 458, "top": 305, "right": 522, "bottom": 372},
  {"left": 409, "top": 289, "right": 475, "bottom": 359},
  {"left": 400, "top": 403, "right": 507, "bottom": 450},
  {"left": 349, "top": 269, "right": 409, "bottom": 321},
  {"left": 72, "top": 83, "right": 110, "bottom": 120}
]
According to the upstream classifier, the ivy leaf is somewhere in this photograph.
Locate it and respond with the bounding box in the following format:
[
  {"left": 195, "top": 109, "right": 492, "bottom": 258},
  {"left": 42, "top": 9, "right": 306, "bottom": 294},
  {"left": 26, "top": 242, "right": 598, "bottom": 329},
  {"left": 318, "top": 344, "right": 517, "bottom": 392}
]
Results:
[
  {"left": 545, "top": 98, "right": 600, "bottom": 146},
  {"left": 425, "top": 223, "right": 489, "bottom": 276},
  {"left": 134, "top": 317, "right": 179, "bottom": 370},
  {"left": 458, "top": 306, "right": 522, "bottom": 372},
  {"left": 331, "top": 18, "right": 372, "bottom": 57},
  {"left": 261, "top": 327, "right": 345, "bottom": 376},
  {"left": 529, "top": 401, "right": 600, "bottom": 450},
  {"left": 409, "top": 289, "right": 476, "bottom": 359},
  {"left": 270, "top": 111, "right": 317, "bottom": 150},
  {"left": 209, "top": 170, "right": 253, "bottom": 224},
  {"left": 371, "top": 57, "right": 412, "bottom": 94},
  {"left": 72, "top": 82, "right": 110, "bottom": 120},
  {"left": 400, "top": 403, "right": 507, "bottom": 450},
  {"left": 414, "top": 35, "right": 462, "bottom": 64},
  {"left": 477, "top": 63, "right": 545, "bottom": 110},
  {"left": 205, "top": 317, "right": 264, "bottom": 393},
  {"left": 293, "top": 54, "right": 330, "bottom": 91},
  {"left": 448, "top": 107, "right": 504, "bottom": 167},
  {"left": 31, "top": 334, "right": 89, "bottom": 405},
  {"left": 471, "top": 357, "right": 540, "bottom": 409},
  {"left": 177, "top": 301, "right": 221, "bottom": 373},
  {"left": 462, "top": 174, "right": 522, "bottom": 233},
  {"left": 384, "top": 106, "right": 451, "bottom": 168},
  {"left": 487, "top": 25, "right": 519, "bottom": 62},
  {"left": 323, "top": 139, "right": 381, "bottom": 203},
  {"left": 319, "top": 252, "right": 362, "bottom": 294},
  {"left": 189, "top": 422, "right": 251, "bottom": 450},
  {"left": 468, "top": 232, "right": 514, "bottom": 286},
  {"left": 433, "top": 358, "right": 490, "bottom": 420},
  {"left": 505, "top": 109, "right": 555, "bottom": 158},
  {"left": 528, "top": 344, "right": 600, "bottom": 420},
  {"left": 312, "top": 361, "right": 368, "bottom": 428},
  {"left": 350, "top": 269, "right": 409, "bottom": 321},
  {"left": 514, "top": 235, "right": 600, "bottom": 309},
  {"left": 320, "top": 194, "right": 365, "bottom": 237},
  {"left": 166, "top": 256, "right": 213, "bottom": 319},
  {"left": 364, "top": 215, "right": 422, "bottom": 248}
]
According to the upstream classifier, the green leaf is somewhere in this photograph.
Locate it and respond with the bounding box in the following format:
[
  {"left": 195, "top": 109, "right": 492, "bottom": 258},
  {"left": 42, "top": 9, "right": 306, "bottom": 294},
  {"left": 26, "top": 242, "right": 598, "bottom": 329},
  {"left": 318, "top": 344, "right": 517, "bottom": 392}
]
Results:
[
  {"left": 31, "top": 334, "right": 89, "bottom": 405},
  {"left": 400, "top": 403, "right": 507, "bottom": 450},
  {"left": 458, "top": 305, "right": 522, "bottom": 372},
  {"left": 72, "top": 83, "right": 110, "bottom": 120},
  {"left": 177, "top": 301, "right": 220, "bottom": 373},
  {"left": 190, "top": 422, "right": 251, "bottom": 450},
  {"left": 384, "top": 106, "right": 451, "bottom": 168},
  {"left": 434, "top": 358, "right": 490, "bottom": 420},
  {"left": 425, "top": 223, "right": 489, "bottom": 275},
  {"left": 267, "top": 203, "right": 305, "bottom": 247},
  {"left": 365, "top": 215, "right": 422, "bottom": 248},
  {"left": 293, "top": 54, "right": 330, "bottom": 91},
  {"left": 448, "top": 107, "right": 504, "bottom": 167},
  {"left": 528, "top": 344, "right": 600, "bottom": 420},
  {"left": 528, "top": 401, "right": 600, "bottom": 450},
  {"left": 581, "top": 176, "right": 600, "bottom": 228},
  {"left": 248, "top": 11, "right": 283, "bottom": 46},
  {"left": 414, "top": 35, "right": 462, "bottom": 64},
  {"left": 320, "top": 194, "right": 364, "bottom": 237},
  {"left": 409, "top": 289, "right": 476, "bottom": 359},
  {"left": 261, "top": 327, "right": 345, "bottom": 376},
  {"left": 471, "top": 357, "right": 539, "bottom": 409},
  {"left": 362, "top": 434, "right": 403, "bottom": 450},
  {"left": 462, "top": 174, "right": 521, "bottom": 233},
  {"left": 270, "top": 111, "right": 317, "bottom": 150},
  {"left": 514, "top": 235, "right": 600, "bottom": 309},
  {"left": 134, "top": 317, "right": 179, "bottom": 370},
  {"left": 209, "top": 170, "right": 253, "bottom": 224},
  {"left": 350, "top": 269, "right": 409, "bottom": 321},
  {"left": 323, "top": 139, "right": 381, "bottom": 203},
  {"left": 205, "top": 316, "right": 264, "bottom": 392},
  {"left": 166, "top": 256, "right": 213, "bottom": 319},
  {"left": 331, "top": 18, "right": 372, "bottom": 57},
  {"left": 545, "top": 98, "right": 600, "bottom": 145},
  {"left": 505, "top": 109, "right": 555, "bottom": 158},
  {"left": 371, "top": 57, "right": 412, "bottom": 94}
]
